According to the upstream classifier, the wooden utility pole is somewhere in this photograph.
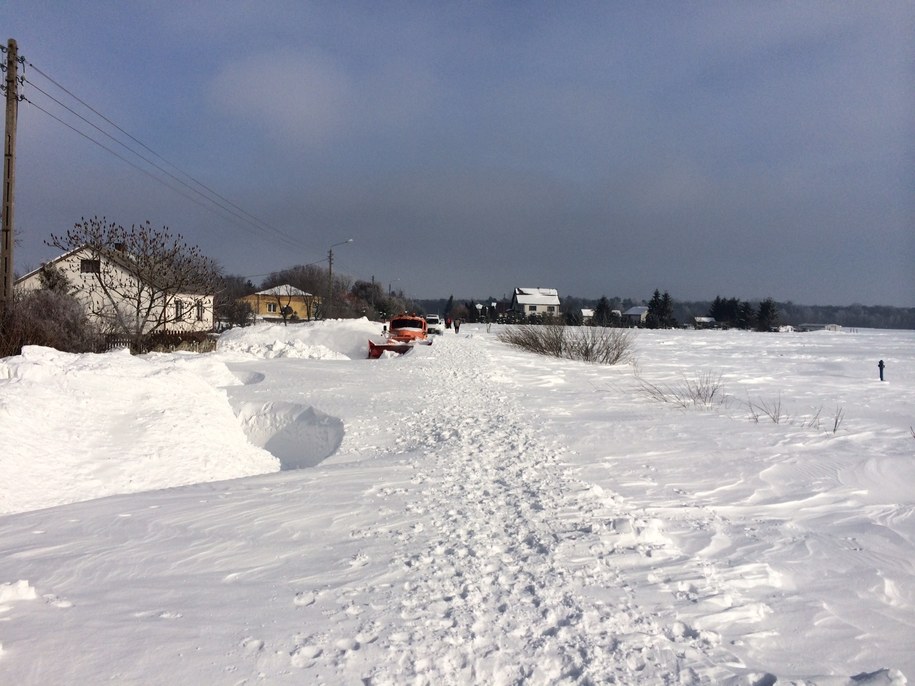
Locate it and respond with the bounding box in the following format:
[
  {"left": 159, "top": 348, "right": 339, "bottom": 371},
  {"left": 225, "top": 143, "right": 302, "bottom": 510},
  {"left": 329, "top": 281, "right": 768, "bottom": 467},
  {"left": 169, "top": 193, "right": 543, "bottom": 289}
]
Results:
[{"left": 1, "top": 38, "right": 18, "bottom": 319}]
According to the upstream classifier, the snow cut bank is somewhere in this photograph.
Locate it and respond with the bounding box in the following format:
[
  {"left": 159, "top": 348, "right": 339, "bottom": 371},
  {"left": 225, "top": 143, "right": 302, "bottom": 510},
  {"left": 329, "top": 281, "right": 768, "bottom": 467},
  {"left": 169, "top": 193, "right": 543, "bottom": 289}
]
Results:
[{"left": 0, "top": 346, "right": 280, "bottom": 515}]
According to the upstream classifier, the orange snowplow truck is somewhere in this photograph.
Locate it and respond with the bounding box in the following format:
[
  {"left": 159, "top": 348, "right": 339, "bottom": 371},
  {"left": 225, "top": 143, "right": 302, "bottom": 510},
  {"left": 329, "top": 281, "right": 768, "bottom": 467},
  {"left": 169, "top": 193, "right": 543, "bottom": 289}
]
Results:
[{"left": 368, "top": 314, "right": 433, "bottom": 358}]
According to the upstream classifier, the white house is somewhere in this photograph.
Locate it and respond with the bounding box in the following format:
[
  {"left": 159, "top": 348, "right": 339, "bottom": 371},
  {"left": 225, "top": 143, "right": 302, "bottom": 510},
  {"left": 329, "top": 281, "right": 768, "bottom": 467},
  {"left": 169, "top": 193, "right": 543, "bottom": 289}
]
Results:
[
  {"left": 15, "top": 245, "right": 215, "bottom": 335},
  {"left": 622, "top": 306, "right": 648, "bottom": 326},
  {"left": 511, "top": 287, "right": 560, "bottom": 318}
]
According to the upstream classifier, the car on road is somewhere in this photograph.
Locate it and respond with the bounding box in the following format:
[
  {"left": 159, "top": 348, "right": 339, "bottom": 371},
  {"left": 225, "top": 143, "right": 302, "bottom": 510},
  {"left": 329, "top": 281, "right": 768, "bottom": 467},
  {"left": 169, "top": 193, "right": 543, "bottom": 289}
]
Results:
[{"left": 424, "top": 314, "right": 444, "bottom": 335}]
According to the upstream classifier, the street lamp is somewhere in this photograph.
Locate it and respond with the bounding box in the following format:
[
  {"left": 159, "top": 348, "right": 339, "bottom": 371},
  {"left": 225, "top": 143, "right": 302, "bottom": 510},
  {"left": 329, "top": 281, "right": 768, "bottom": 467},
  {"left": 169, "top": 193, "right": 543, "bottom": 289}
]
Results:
[{"left": 327, "top": 238, "right": 353, "bottom": 318}]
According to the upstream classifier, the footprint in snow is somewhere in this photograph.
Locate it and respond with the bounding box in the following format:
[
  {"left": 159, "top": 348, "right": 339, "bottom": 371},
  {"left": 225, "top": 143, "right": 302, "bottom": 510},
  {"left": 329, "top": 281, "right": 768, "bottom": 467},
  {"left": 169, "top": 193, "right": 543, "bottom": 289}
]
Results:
[
  {"left": 293, "top": 591, "right": 316, "bottom": 607},
  {"left": 43, "top": 594, "right": 73, "bottom": 608},
  {"left": 241, "top": 637, "right": 264, "bottom": 654},
  {"left": 289, "top": 643, "right": 322, "bottom": 668}
]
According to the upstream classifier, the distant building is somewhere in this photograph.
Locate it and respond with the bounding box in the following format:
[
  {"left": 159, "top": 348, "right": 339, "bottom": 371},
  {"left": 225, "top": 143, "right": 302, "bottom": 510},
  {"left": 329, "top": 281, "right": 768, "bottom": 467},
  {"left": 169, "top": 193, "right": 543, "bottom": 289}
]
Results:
[
  {"left": 510, "top": 287, "right": 560, "bottom": 319},
  {"left": 693, "top": 316, "right": 716, "bottom": 329},
  {"left": 622, "top": 306, "right": 648, "bottom": 326},
  {"left": 240, "top": 285, "right": 320, "bottom": 321},
  {"left": 797, "top": 323, "right": 843, "bottom": 332}
]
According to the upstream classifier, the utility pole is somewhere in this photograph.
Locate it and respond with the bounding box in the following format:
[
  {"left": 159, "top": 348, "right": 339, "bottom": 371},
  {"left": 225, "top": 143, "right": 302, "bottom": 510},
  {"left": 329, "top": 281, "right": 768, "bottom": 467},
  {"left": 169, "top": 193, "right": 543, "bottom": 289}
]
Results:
[
  {"left": 326, "top": 238, "right": 353, "bottom": 319},
  {"left": 326, "top": 247, "right": 334, "bottom": 319},
  {"left": 1, "top": 38, "right": 19, "bottom": 320}
]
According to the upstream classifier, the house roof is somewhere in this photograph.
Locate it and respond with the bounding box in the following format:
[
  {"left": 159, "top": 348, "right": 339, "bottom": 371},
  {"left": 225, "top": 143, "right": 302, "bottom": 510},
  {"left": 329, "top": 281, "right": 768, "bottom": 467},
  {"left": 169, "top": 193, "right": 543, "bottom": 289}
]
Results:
[
  {"left": 623, "top": 306, "right": 648, "bottom": 316},
  {"left": 512, "top": 287, "right": 560, "bottom": 306},
  {"left": 252, "top": 285, "right": 313, "bottom": 297}
]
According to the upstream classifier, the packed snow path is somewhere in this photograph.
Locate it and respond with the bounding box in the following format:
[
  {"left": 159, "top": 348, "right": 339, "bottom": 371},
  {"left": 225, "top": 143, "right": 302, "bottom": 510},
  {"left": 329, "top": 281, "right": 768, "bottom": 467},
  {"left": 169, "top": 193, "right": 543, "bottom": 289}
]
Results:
[{"left": 278, "top": 334, "right": 732, "bottom": 684}]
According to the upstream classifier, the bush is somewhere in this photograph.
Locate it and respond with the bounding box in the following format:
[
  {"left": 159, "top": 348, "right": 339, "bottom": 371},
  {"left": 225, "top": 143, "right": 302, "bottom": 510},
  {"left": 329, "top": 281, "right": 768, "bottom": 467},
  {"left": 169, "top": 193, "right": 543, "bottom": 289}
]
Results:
[
  {"left": 498, "top": 324, "right": 633, "bottom": 365},
  {"left": 0, "top": 290, "right": 101, "bottom": 357}
]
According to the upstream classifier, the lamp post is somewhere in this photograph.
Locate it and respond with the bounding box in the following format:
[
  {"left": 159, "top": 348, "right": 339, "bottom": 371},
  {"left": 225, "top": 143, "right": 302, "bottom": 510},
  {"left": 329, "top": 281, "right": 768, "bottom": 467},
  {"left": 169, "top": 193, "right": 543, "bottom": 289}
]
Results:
[{"left": 327, "top": 238, "right": 353, "bottom": 318}]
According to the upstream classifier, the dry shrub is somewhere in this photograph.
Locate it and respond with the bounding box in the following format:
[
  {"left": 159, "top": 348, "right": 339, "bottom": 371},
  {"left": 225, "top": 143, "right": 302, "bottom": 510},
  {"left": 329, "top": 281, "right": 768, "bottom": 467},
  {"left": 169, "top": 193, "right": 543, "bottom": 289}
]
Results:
[
  {"left": 498, "top": 324, "right": 633, "bottom": 365},
  {"left": 638, "top": 372, "right": 725, "bottom": 409},
  {"left": 0, "top": 290, "right": 101, "bottom": 357}
]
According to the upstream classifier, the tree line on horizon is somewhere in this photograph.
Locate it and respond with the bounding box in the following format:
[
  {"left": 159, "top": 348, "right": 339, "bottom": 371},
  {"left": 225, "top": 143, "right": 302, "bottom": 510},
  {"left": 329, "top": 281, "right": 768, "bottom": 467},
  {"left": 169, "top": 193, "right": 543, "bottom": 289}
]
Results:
[
  {"left": 413, "top": 292, "right": 915, "bottom": 331},
  {"left": 5, "top": 213, "right": 913, "bottom": 360}
]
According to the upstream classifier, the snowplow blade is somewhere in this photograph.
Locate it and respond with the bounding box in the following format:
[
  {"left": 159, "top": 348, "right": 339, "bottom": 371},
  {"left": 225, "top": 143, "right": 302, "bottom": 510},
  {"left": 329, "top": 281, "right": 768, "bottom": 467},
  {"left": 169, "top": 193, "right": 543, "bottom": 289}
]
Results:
[
  {"left": 368, "top": 340, "right": 413, "bottom": 358},
  {"left": 368, "top": 339, "right": 432, "bottom": 359}
]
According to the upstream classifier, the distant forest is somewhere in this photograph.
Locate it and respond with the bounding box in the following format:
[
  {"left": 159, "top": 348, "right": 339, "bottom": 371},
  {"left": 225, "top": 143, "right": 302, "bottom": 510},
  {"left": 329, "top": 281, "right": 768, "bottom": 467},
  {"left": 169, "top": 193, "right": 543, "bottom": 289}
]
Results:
[{"left": 413, "top": 295, "right": 915, "bottom": 330}]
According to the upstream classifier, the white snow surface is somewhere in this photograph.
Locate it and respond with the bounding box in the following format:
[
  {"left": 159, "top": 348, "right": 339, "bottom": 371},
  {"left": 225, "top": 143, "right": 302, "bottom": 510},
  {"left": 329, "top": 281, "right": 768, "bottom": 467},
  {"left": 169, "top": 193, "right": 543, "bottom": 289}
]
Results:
[{"left": 0, "top": 319, "right": 912, "bottom": 685}]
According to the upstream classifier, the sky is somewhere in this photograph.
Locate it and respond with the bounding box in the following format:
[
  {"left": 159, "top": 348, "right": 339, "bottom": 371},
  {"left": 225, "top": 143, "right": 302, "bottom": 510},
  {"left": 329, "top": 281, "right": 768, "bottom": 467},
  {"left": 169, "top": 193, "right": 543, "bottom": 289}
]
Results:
[
  {"left": 4, "top": 1, "right": 914, "bottom": 306},
  {"left": 2, "top": 322, "right": 914, "bottom": 682}
]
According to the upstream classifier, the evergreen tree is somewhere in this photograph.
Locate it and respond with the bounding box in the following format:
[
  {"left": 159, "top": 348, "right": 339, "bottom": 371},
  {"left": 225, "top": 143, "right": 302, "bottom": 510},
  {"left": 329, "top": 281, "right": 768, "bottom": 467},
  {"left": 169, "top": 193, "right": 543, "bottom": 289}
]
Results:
[
  {"left": 738, "top": 301, "right": 755, "bottom": 330},
  {"left": 660, "top": 291, "right": 676, "bottom": 328},
  {"left": 593, "top": 296, "right": 613, "bottom": 327},
  {"left": 647, "top": 290, "right": 676, "bottom": 328},
  {"left": 646, "top": 289, "right": 664, "bottom": 329},
  {"left": 756, "top": 298, "right": 779, "bottom": 331}
]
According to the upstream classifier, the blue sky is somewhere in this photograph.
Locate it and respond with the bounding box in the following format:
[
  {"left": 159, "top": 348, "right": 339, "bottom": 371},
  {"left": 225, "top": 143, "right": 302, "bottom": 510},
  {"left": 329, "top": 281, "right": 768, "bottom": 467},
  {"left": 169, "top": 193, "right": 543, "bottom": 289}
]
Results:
[{"left": 5, "top": 1, "right": 913, "bottom": 305}]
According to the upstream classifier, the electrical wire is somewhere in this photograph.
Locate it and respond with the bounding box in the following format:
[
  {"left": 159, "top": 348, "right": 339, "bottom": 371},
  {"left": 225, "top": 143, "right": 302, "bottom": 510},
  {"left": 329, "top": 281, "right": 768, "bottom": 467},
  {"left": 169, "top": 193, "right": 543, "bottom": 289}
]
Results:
[
  {"left": 27, "top": 61, "right": 307, "bottom": 253},
  {"left": 18, "top": 56, "right": 323, "bottom": 261},
  {"left": 21, "top": 95, "right": 297, "bottom": 240}
]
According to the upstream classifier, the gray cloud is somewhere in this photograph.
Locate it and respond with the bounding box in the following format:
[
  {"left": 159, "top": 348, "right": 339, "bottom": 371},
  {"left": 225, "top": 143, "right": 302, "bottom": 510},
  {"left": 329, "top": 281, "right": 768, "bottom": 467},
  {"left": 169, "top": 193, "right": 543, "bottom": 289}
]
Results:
[{"left": 5, "top": 1, "right": 913, "bottom": 306}]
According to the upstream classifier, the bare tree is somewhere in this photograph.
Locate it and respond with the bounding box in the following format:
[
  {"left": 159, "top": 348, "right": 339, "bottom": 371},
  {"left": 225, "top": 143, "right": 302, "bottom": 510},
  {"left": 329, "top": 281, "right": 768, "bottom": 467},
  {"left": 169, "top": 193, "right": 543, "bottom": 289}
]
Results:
[{"left": 48, "top": 217, "right": 222, "bottom": 351}]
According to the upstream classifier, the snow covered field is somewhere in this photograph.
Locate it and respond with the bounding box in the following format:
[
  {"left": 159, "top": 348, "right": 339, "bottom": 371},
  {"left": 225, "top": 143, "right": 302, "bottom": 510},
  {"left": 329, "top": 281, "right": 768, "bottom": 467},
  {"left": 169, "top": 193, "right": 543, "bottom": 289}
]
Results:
[{"left": 1, "top": 320, "right": 912, "bottom": 685}]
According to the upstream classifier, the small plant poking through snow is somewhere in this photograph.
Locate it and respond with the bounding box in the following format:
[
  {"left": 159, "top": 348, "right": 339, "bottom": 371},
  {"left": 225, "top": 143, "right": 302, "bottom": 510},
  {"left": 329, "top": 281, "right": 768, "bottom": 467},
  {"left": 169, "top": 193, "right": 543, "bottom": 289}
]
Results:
[
  {"left": 637, "top": 372, "right": 725, "bottom": 410},
  {"left": 636, "top": 375, "right": 850, "bottom": 435},
  {"left": 800, "top": 405, "right": 846, "bottom": 433},
  {"left": 498, "top": 324, "right": 633, "bottom": 365},
  {"left": 747, "top": 395, "right": 787, "bottom": 424}
]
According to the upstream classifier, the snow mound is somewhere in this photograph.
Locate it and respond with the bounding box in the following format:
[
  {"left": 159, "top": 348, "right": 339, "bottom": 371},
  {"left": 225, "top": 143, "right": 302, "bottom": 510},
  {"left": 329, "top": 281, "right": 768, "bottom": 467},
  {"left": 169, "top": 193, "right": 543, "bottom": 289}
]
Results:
[
  {"left": 0, "top": 346, "right": 280, "bottom": 515},
  {"left": 0, "top": 579, "right": 37, "bottom": 603},
  {"left": 218, "top": 318, "right": 382, "bottom": 360}
]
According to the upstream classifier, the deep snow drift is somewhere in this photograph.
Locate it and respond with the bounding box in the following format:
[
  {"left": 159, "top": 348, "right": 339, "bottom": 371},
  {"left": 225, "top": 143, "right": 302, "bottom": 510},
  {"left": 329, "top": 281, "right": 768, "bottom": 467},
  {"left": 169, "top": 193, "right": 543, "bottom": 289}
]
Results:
[{"left": 0, "top": 320, "right": 912, "bottom": 685}]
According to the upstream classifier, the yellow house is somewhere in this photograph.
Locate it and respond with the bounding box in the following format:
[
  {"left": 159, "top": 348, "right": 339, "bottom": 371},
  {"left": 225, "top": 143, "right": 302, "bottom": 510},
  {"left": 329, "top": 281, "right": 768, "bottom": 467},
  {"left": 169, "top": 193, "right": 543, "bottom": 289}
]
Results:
[{"left": 240, "top": 285, "right": 321, "bottom": 321}]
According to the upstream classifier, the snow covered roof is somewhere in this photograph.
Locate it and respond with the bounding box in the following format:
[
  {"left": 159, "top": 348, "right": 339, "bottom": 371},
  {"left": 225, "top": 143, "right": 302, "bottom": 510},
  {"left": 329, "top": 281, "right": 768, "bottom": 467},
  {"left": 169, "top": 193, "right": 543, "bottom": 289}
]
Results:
[
  {"left": 623, "top": 306, "right": 648, "bottom": 316},
  {"left": 253, "top": 285, "right": 313, "bottom": 297},
  {"left": 513, "top": 287, "right": 560, "bottom": 306}
]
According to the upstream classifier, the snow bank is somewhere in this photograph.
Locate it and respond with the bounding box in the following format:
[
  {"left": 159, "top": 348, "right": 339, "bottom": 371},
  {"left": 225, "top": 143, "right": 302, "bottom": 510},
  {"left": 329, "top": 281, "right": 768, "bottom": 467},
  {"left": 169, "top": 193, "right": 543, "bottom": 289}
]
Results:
[
  {"left": 0, "top": 346, "right": 279, "bottom": 514},
  {"left": 217, "top": 318, "right": 382, "bottom": 360}
]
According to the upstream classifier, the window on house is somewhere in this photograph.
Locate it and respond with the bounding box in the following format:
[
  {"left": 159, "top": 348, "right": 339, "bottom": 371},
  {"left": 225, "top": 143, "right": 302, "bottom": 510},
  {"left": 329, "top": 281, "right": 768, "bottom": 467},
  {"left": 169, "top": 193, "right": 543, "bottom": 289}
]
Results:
[
  {"left": 80, "top": 259, "right": 101, "bottom": 273},
  {"left": 196, "top": 301, "right": 205, "bottom": 321},
  {"left": 175, "top": 300, "right": 185, "bottom": 321},
  {"left": 547, "top": 306, "right": 555, "bottom": 313},
  {"left": 267, "top": 302, "right": 278, "bottom": 313},
  {"left": 529, "top": 305, "right": 538, "bottom": 312}
]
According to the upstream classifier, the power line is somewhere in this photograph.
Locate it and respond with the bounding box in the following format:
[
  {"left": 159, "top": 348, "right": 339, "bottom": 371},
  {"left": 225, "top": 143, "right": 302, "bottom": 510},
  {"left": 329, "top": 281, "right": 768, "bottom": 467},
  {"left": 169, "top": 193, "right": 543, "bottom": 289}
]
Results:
[
  {"left": 26, "top": 61, "right": 308, "bottom": 253},
  {"left": 21, "top": 95, "right": 296, "bottom": 240},
  {"left": 18, "top": 55, "right": 323, "bottom": 259}
]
